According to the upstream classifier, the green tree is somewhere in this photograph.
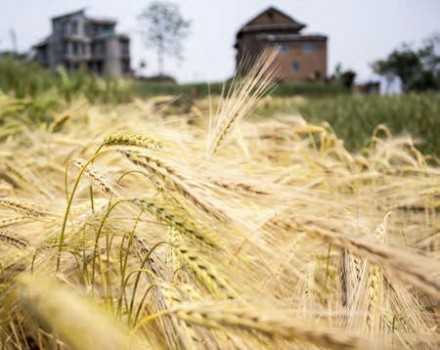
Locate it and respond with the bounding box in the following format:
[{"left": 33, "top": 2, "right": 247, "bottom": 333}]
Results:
[
  {"left": 372, "top": 33, "right": 440, "bottom": 92},
  {"left": 138, "top": 2, "right": 191, "bottom": 76},
  {"left": 332, "top": 63, "right": 357, "bottom": 90}
]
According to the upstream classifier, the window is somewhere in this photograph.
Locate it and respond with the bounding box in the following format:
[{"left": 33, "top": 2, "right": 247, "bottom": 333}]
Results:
[
  {"left": 277, "top": 43, "right": 289, "bottom": 53},
  {"left": 120, "top": 41, "right": 129, "bottom": 56},
  {"left": 121, "top": 59, "right": 130, "bottom": 75},
  {"left": 63, "top": 42, "right": 70, "bottom": 55},
  {"left": 72, "top": 42, "right": 78, "bottom": 56},
  {"left": 83, "top": 44, "right": 90, "bottom": 56},
  {"left": 292, "top": 62, "right": 300, "bottom": 73},
  {"left": 71, "top": 21, "right": 78, "bottom": 35},
  {"left": 303, "top": 42, "right": 316, "bottom": 54},
  {"left": 61, "top": 22, "right": 69, "bottom": 35}
]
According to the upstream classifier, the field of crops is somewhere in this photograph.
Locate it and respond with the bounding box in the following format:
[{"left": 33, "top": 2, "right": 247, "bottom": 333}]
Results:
[{"left": 1, "top": 54, "right": 440, "bottom": 349}]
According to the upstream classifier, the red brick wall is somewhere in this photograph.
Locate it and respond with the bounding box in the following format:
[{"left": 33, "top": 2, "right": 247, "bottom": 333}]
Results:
[
  {"left": 273, "top": 41, "right": 327, "bottom": 81},
  {"left": 236, "top": 37, "right": 327, "bottom": 81}
]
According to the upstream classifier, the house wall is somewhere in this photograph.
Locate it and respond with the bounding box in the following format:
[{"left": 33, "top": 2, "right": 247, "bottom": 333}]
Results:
[
  {"left": 274, "top": 40, "right": 327, "bottom": 81},
  {"left": 236, "top": 35, "right": 327, "bottom": 80},
  {"left": 50, "top": 13, "right": 88, "bottom": 69},
  {"left": 235, "top": 33, "right": 264, "bottom": 68},
  {"left": 36, "top": 11, "right": 131, "bottom": 77},
  {"left": 235, "top": 8, "right": 328, "bottom": 81},
  {"left": 104, "top": 37, "right": 122, "bottom": 77}
]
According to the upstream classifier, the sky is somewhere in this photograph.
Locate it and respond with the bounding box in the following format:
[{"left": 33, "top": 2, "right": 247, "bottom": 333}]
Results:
[{"left": 0, "top": 0, "right": 439, "bottom": 83}]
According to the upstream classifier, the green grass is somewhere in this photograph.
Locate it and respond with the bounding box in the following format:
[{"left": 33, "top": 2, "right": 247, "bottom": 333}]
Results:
[
  {"left": 0, "top": 55, "right": 131, "bottom": 103},
  {"left": 132, "top": 81, "right": 348, "bottom": 99},
  {"left": 255, "top": 93, "right": 440, "bottom": 157},
  {"left": 298, "top": 93, "right": 440, "bottom": 157},
  {"left": 1, "top": 56, "right": 438, "bottom": 157}
]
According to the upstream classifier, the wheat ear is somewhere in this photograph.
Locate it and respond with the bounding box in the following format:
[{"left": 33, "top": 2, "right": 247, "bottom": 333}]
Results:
[
  {"left": 73, "top": 159, "right": 116, "bottom": 196},
  {"left": 16, "top": 273, "right": 143, "bottom": 350},
  {"left": 104, "top": 132, "right": 163, "bottom": 149},
  {"left": 0, "top": 230, "right": 29, "bottom": 249},
  {"left": 123, "top": 150, "right": 228, "bottom": 222},
  {"left": 207, "top": 48, "right": 277, "bottom": 158},
  {"left": 174, "top": 304, "right": 369, "bottom": 350},
  {"left": 132, "top": 198, "right": 218, "bottom": 248},
  {"left": 0, "top": 198, "right": 50, "bottom": 218}
]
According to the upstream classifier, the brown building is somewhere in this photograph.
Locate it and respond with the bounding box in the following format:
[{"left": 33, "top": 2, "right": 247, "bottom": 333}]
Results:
[{"left": 234, "top": 7, "right": 328, "bottom": 81}]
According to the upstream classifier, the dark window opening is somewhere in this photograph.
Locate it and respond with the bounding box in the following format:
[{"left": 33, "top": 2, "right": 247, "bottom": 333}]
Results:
[
  {"left": 71, "top": 21, "right": 78, "bottom": 35},
  {"left": 61, "top": 22, "right": 68, "bottom": 35},
  {"left": 121, "top": 59, "right": 130, "bottom": 75},
  {"left": 72, "top": 42, "right": 78, "bottom": 56},
  {"left": 292, "top": 62, "right": 300, "bottom": 73},
  {"left": 63, "top": 42, "right": 70, "bottom": 55}
]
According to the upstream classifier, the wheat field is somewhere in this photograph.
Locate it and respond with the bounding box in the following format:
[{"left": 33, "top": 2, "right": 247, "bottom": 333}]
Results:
[{"left": 0, "top": 53, "right": 440, "bottom": 349}]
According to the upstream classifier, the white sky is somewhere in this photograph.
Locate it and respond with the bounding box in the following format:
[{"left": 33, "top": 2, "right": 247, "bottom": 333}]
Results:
[{"left": 0, "top": 0, "right": 439, "bottom": 83}]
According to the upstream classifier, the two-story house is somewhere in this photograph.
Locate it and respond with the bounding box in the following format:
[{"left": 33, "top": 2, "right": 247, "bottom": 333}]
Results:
[
  {"left": 33, "top": 9, "right": 130, "bottom": 78},
  {"left": 235, "top": 7, "right": 328, "bottom": 81}
]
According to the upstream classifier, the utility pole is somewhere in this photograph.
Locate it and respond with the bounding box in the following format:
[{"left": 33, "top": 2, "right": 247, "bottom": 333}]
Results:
[{"left": 9, "top": 28, "right": 18, "bottom": 53}]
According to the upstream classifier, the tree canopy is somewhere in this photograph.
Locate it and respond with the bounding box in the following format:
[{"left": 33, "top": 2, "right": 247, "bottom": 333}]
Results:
[
  {"left": 138, "top": 1, "right": 191, "bottom": 76},
  {"left": 372, "top": 33, "right": 440, "bottom": 92}
]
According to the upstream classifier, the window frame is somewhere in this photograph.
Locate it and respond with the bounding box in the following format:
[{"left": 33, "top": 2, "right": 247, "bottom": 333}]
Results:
[
  {"left": 276, "top": 43, "right": 289, "bottom": 54},
  {"left": 303, "top": 42, "right": 316, "bottom": 54}
]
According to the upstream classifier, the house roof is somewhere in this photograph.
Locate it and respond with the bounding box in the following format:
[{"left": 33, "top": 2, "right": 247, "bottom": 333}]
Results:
[
  {"left": 237, "top": 7, "right": 306, "bottom": 36},
  {"left": 32, "top": 36, "right": 50, "bottom": 48},
  {"left": 88, "top": 17, "right": 117, "bottom": 25},
  {"left": 239, "top": 23, "right": 307, "bottom": 35},
  {"left": 51, "top": 9, "right": 116, "bottom": 25},
  {"left": 258, "top": 34, "right": 327, "bottom": 42},
  {"left": 52, "top": 8, "right": 86, "bottom": 21}
]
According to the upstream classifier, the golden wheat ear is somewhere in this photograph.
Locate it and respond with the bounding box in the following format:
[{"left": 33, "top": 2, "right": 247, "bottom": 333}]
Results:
[
  {"left": 16, "top": 273, "right": 143, "bottom": 350},
  {"left": 207, "top": 47, "right": 277, "bottom": 159}
]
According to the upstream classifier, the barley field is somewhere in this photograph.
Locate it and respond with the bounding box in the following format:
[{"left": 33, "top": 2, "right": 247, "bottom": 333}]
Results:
[{"left": 0, "top": 54, "right": 440, "bottom": 349}]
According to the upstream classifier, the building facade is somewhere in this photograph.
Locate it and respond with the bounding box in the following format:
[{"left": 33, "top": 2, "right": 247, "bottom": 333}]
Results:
[
  {"left": 234, "top": 7, "right": 327, "bottom": 81},
  {"left": 33, "top": 9, "right": 130, "bottom": 78}
]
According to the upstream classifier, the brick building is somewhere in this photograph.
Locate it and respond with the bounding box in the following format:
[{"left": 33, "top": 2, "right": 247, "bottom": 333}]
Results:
[
  {"left": 234, "top": 7, "right": 327, "bottom": 81},
  {"left": 33, "top": 9, "right": 130, "bottom": 78}
]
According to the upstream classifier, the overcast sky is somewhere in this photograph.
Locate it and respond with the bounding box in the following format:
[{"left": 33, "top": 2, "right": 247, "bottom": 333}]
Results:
[{"left": 0, "top": 0, "right": 439, "bottom": 83}]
